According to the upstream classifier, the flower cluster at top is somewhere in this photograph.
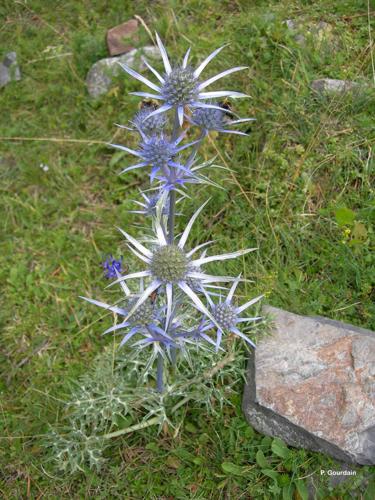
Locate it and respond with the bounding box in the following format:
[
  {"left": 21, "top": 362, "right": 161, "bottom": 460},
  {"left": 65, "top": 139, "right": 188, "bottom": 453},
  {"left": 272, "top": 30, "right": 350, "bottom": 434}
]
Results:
[{"left": 82, "top": 33, "right": 262, "bottom": 392}]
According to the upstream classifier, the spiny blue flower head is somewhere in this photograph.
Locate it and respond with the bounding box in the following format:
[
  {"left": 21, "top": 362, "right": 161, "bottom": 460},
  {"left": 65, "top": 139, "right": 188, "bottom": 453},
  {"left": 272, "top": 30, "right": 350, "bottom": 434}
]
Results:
[
  {"left": 139, "top": 193, "right": 160, "bottom": 217},
  {"left": 140, "top": 134, "right": 178, "bottom": 170},
  {"left": 102, "top": 255, "right": 123, "bottom": 279},
  {"left": 192, "top": 105, "right": 228, "bottom": 131},
  {"left": 81, "top": 279, "right": 162, "bottom": 350},
  {"left": 119, "top": 32, "right": 248, "bottom": 127},
  {"left": 150, "top": 245, "right": 189, "bottom": 284},
  {"left": 213, "top": 302, "right": 237, "bottom": 330},
  {"left": 191, "top": 102, "right": 254, "bottom": 135},
  {"left": 206, "top": 277, "right": 263, "bottom": 351},
  {"left": 110, "top": 132, "right": 197, "bottom": 177},
  {"left": 161, "top": 65, "right": 199, "bottom": 106},
  {"left": 154, "top": 162, "right": 199, "bottom": 191},
  {"left": 132, "top": 106, "right": 167, "bottom": 136},
  {"left": 126, "top": 296, "right": 156, "bottom": 327},
  {"left": 130, "top": 190, "right": 170, "bottom": 217}
]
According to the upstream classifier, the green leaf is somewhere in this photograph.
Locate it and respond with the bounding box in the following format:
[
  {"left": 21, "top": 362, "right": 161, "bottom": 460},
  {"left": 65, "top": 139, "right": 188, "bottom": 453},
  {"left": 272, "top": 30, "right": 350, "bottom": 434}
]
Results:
[
  {"left": 261, "top": 468, "right": 279, "bottom": 484},
  {"left": 166, "top": 456, "right": 180, "bottom": 469},
  {"left": 185, "top": 422, "right": 198, "bottom": 433},
  {"left": 221, "top": 462, "right": 246, "bottom": 476},
  {"left": 334, "top": 207, "right": 355, "bottom": 227},
  {"left": 173, "top": 448, "right": 196, "bottom": 462},
  {"left": 269, "top": 483, "right": 282, "bottom": 496},
  {"left": 352, "top": 221, "right": 368, "bottom": 241},
  {"left": 145, "top": 442, "right": 159, "bottom": 453},
  {"left": 294, "top": 479, "right": 309, "bottom": 500},
  {"left": 256, "top": 449, "right": 269, "bottom": 468},
  {"left": 193, "top": 457, "right": 204, "bottom": 465},
  {"left": 217, "top": 479, "right": 228, "bottom": 489},
  {"left": 109, "top": 151, "right": 126, "bottom": 168},
  {"left": 364, "top": 478, "right": 375, "bottom": 500},
  {"left": 271, "top": 438, "right": 290, "bottom": 459},
  {"left": 282, "top": 484, "right": 294, "bottom": 500}
]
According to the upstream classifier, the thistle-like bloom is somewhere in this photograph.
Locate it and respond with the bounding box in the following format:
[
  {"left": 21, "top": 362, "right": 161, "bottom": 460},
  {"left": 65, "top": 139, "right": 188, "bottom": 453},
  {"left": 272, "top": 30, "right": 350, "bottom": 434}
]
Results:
[
  {"left": 80, "top": 275, "right": 167, "bottom": 349},
  {"left": 206, "top": 277, "right": 263, "bottom": 351},
  {"left": 102, "top": 255, "right": 123, "bottom": 279},
  {"left": 109, "top": 200, "right": 256, "bottom": 332},
  {"left": 180, "top": 318, "right": 217, "bottom": 348},
  {"left": 129, "top": 191, "right": 166, "bottom": 217},
  {"left": 132, "top": 104, "right": 167, "bottom": 136},
  {"left": 119, "top": 33, "right": 248, "bottom": 126},
  {"left": 111, "top": 132, "right": 196, "bottom": 179},
  {"left": 154, "top": 161, "right": 200, "bottom": 191},
  {"left": 191, "top": 103, "right": 254, "bottom": 136},
  {"left": 154, "top": 157, "right": 224, "bottom": 192}
]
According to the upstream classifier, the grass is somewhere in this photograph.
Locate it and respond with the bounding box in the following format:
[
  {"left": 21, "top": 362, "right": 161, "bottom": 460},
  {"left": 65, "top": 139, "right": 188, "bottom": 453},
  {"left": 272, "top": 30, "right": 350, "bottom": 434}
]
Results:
[{"left": 0, "top": 0, "right": 374, "bottom": 497}]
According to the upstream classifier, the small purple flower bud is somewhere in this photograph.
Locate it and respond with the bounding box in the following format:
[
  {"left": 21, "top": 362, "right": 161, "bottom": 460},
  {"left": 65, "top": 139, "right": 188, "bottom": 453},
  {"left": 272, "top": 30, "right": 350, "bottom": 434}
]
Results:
[{"left": 102, "top": 255, "right": 123, "bottom": 279}]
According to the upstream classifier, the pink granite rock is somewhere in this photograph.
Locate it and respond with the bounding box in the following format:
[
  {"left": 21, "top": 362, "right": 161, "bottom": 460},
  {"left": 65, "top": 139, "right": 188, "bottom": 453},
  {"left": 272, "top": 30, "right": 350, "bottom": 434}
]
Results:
[
  {"left": 106, "top": 19, "right": 138, "bottom": 56},
  {"left": 243, "top": 306, "right": 375, "bottom": 465}
]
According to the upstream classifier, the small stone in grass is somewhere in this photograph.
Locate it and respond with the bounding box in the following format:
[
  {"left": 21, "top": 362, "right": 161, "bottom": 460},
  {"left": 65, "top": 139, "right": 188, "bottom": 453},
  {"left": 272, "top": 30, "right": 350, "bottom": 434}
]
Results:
[
  {"left": 106, "top": 19, "right": 139, "bottom": 56},
  {"left": 0, "top": 52, "right": 21, "bottom": 88}
]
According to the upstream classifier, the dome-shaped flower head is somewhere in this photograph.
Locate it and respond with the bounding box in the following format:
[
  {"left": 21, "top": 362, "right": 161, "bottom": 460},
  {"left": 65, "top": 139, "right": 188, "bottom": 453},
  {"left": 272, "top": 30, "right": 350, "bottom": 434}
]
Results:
[
  {"left": 153, "top": 155, "right": 225, "bottom": 193},
  {"left": 191, "top": 102, "right": 255, "bottom": 136},
  {"left": 110, "top": 131, "right": 198, "bottom": 179},
  {"left": 206, "top": 276, "right": 263, "bottom": 351},
  {"left": 108, "top": 200, "right": 257, "bottom": 332},
  {"left": 132, "top": 313, "right": 193, "bottom": 356},
  {"left": 119, "top": 33, "right": 248, "bottom": 126},
  {"left": 80, "top": 273, "right": 163, "bottom": 349},
  {"left": 129, "top": 190, "right": 167, "bottom": 217},
  {"left": 154, "top": 161, "right": 200, "bottom": 192},
  {"left": 179, "top": 317, "right": 218, "bottom": 349},
  {"left": 131, "top": 104, "right": 167, "bottom": 136}
]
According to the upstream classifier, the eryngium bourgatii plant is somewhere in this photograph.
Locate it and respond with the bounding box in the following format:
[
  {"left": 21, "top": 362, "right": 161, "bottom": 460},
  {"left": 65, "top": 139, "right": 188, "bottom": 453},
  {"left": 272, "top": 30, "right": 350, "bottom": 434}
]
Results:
[{"left": 82, "top": 33, "right": 263, "bottom": 393}]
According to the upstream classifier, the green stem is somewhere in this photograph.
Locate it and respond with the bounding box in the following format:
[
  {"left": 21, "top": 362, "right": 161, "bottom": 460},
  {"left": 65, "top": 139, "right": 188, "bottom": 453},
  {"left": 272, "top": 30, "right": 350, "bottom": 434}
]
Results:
[
  {"left": 102, "top": 416, "right": 161, "bottom": 439},
  {"left": 157, "top": 351, "right": 164, "bottom": 393},
  {"left": 168, "top": 108, "right": 180, "bottom": 367},
  {"left": 169, "top": 351, "right": 236, "bottom": 395},
  {"left": 168, "top": 189, "right": 176, "bottom": 244}
]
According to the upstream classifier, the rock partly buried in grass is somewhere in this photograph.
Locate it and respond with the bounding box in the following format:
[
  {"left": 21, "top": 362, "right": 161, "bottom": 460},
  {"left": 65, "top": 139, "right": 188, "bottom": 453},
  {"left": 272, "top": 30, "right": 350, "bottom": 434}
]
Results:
[
  {"left": 86, "top": 46, "right": 161, "bottom": 98},
  {"left": 0, "top": 52, "right": 21, "bottom": 88},
  {"left": 106, "top": 19, "right": 139, "bottom": 56},
  {"left": 285, "top": 19, "right": 333, "bottom": 46},
  {"left": 243, "top": 305, "right": 375, "bottom": 465},
  {"left": 311, "top": 78, "right": 361, "bottom": 94}
]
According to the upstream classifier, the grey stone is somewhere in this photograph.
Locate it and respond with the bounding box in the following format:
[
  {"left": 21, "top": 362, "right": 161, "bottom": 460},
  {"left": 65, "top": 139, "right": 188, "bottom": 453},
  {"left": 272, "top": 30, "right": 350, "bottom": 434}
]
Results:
[
  {"left": 311, "top": 78, "right": 360, "bottom": 94},
  {"left": 85, "top": 46, "right": 161, "bottom": 98},
  {"left": 0, "top": 52, "right": 21, "bottom": 88},
  {"left": 242, "top": 306, "right": 375, "bottom": 465},
  {"left": 285, "top": 19, "right": 333, "bottom": 46}
]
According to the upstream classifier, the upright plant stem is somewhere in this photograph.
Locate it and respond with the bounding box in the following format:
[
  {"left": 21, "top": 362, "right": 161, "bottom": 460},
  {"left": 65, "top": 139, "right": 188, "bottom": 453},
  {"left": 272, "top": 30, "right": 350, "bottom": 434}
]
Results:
[
  {"left": 157, "top": 351, "right": 164, "bottom": 393},
  {"left": 168, "top": 108, "right": 181, "bottom": 368},
  {"left": 168, "top": 190, "right": 176, "bottom": 244},
  {"left": 168, "top": 108, "right": 180, "bottom": 245}
]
